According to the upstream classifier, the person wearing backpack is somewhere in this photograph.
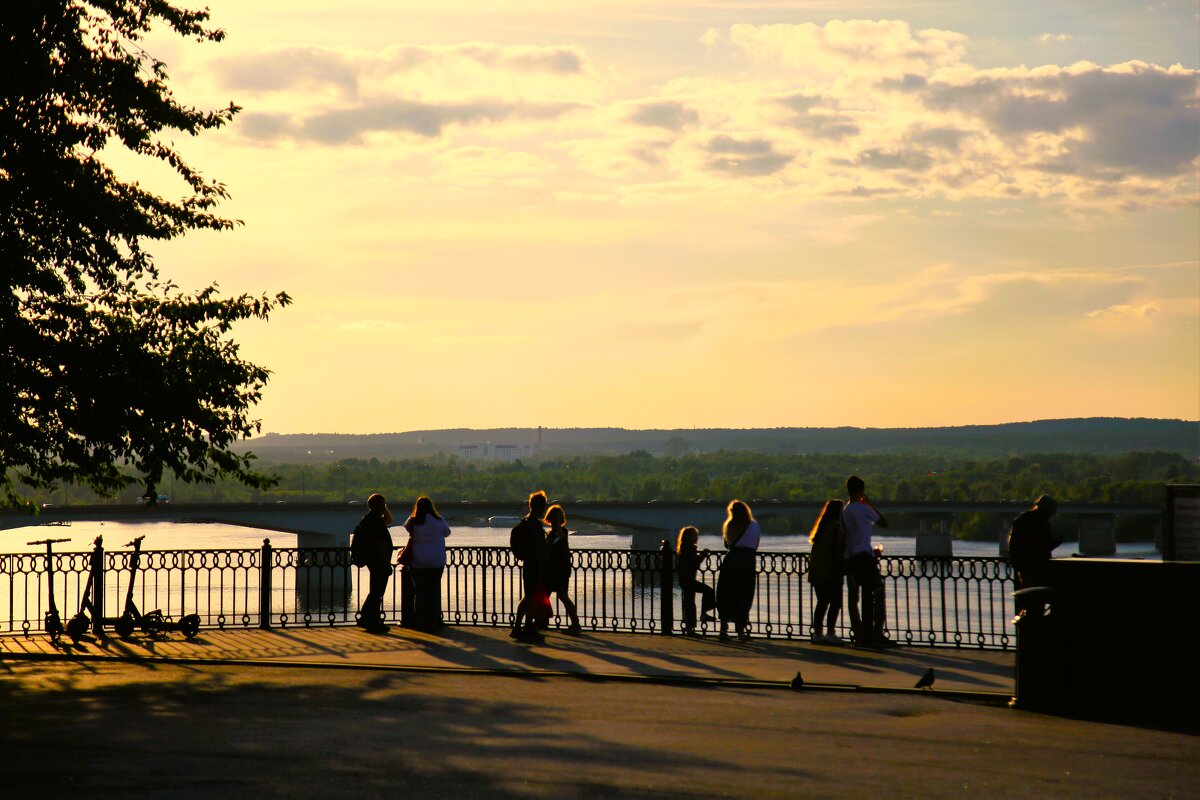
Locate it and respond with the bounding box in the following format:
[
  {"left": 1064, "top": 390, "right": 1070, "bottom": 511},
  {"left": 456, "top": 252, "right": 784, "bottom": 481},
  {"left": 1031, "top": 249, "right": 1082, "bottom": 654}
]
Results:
[
  {"left": 509, "top": 490, "right": 549, "bottom": 642},
  {"left": 352, "top": 493, "right": 394, "bottom": 632}
]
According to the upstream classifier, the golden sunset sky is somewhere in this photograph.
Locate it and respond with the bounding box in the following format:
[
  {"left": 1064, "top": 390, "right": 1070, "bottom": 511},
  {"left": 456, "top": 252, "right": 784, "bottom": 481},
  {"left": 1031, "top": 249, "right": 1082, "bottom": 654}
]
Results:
[{"left": 137, "top": 1, "right": 1198, "bottom": 433}]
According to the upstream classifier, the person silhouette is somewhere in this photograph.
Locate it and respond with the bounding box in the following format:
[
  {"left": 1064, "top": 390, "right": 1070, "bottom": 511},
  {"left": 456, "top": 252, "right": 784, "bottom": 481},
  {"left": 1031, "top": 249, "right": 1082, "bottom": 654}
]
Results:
[
  {"left": 544, "top": 504, "right": 582, "bottom": 636},
  {"left": 676, "top": 526, "right": 716, "bottom": 635}
]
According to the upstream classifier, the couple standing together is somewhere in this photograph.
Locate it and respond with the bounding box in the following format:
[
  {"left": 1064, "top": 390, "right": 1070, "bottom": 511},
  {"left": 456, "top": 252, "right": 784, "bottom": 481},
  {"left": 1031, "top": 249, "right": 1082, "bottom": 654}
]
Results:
[
  {"left": 354, "top": 493, "right": 451, "bottom": 633},
  {"left": 807, "top": 475, "right": 892, "bottom": 648}
]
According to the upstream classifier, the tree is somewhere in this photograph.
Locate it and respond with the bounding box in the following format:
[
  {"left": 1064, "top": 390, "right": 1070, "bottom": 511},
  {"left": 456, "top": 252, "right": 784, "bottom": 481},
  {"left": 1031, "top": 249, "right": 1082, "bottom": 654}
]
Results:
[{"left": 1, "top": 2, "right": 290, "bottom": 505}]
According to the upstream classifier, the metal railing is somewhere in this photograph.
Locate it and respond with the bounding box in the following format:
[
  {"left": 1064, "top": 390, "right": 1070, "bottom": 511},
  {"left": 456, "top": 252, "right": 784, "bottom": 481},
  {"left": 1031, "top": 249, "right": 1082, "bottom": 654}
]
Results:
[{"left": 0, "top": 541, "right": 1016, "bottom": 649}]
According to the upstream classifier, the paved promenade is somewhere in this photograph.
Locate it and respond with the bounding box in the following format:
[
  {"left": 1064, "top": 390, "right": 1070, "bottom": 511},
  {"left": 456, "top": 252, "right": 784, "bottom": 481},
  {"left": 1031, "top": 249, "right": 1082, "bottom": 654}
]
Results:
[{"left": 2, "top": 626, "right": 1196, "bottom": 799}]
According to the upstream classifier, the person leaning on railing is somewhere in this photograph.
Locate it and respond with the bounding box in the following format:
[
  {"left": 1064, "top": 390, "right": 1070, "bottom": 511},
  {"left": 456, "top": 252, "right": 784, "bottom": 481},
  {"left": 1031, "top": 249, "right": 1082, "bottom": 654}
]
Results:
[
  {"left": 402, "top": 496, "right": 451, "bottom": 633},
  {"left": 807, "top": 499, "right": 846, "bottom": 645},
  {"left": 842, "top": 475, "right": 891, "bottom": 648},
  {"left": 676, "top": 526, "right": 716, "bottom": 635},
  {"left": 716, "top": 500, "right": 760, "bottom": 642}
]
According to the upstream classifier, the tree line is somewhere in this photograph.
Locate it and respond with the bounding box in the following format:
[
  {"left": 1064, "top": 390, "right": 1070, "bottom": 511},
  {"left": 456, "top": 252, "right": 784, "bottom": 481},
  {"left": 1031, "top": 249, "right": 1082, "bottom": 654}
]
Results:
[{"left": 23, "top": 450, "right": 1194, "bottom": 541}]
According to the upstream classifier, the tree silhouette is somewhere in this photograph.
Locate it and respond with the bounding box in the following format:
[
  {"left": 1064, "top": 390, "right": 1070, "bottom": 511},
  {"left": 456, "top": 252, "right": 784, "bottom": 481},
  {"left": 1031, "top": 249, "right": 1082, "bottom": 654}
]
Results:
[{"left": 1, "top": 2, "right": 289, "bottom": 505}]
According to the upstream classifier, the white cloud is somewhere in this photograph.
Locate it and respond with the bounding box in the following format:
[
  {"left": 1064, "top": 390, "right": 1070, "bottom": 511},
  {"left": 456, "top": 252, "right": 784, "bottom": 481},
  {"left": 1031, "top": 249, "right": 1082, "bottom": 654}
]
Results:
[
  {"left": 1087, "top": 302, "right": 1160, "bottom": 319},
  {"left": 1039, "top": 33, "right": 1073, "bottom": 43},
  {"left": 728, "top": 20, "right": 967, "bottom": 78}
]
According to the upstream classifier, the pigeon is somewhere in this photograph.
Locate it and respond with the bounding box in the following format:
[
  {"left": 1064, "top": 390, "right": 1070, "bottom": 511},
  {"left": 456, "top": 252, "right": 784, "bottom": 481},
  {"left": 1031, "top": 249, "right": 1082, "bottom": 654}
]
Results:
[
  {"left": 915, "top": 668, "right": 935, "bottom": 690},
  {"left": 790, "top": 671, "right": 805, "bottom": 691}
]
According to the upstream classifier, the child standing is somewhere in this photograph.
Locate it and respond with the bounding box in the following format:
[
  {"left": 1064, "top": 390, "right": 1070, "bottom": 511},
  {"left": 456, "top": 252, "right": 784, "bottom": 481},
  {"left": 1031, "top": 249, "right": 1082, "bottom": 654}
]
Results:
[
  {"left": 807, "top": 500, "right": 845, "bottom": 644},
  {"left": 544, "top": 505, "right": 582, "bottom": 636},
  {"left": 677, "top": 526, "right": 717, "bottom": 634}
]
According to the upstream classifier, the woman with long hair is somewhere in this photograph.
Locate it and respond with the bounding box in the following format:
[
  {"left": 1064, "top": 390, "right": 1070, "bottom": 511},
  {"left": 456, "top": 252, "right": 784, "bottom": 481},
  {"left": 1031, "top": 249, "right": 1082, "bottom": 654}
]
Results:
[
  {"left": 716, "top": 499, "right": 760, "bottom": 641},
  {"left": 676, "top": 526, "right": 716, "bottom": 634},
  {"left": 807, "top": 500, "right": 845, "bottom": 644},
  {"left": 401, "top": 495, "right": 451, "bottom": 632},
  {"left": 543, "top": 504, "right": 582, "bottom": 635}
]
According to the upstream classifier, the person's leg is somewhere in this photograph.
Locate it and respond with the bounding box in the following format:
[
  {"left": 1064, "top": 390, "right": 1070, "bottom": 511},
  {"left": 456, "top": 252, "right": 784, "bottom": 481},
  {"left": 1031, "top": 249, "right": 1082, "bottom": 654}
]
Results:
[
  {"left": 846, "top": 555, "right": 871, "bottom": 644},
  {"left": 410, "top": 569, "right": 432, "bottom": 630},
  {"left": 400, "top": 567, "right": 416, "bottom": 628},
  {"left": 362, "top": 564, "right": 390, "bottom": 628},
  {"left": 825, "top": 583, "right": 843, "bottom": 639},
  {"left": 428, "top": 566, "right": 444, "bottom": 629},
  {"left": 557, "top": 593, "right": 581, "bottom": 632},
  {"left": 812, "top": 585, "right": 830, "bottom": 641},
  {"left": 522, "top": 568, "right": 544, "bottom": 639},
  {"left": 680, "top": 578, "right": 698, "bottom": 631}
]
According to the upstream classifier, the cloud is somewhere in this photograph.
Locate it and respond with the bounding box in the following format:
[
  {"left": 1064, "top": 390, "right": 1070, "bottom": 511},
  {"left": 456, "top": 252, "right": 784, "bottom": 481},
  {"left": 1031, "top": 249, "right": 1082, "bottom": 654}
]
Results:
[
  {"left": 215, "top": 47, "right": 359, "bottom": 96},
  {"left": 239, "top": 98, "right": 584, "bottom": 144},
  {"left": 705, "top": 135, "right": 793, "bottom": 176},
  {"left": 216, "top": 43, "right": 590, "bottom": 96},
  {"left": 1039, "top": 33, "right": 1073, "bottom": 43},
  {"left": 1087, "top": 302, "right": 1159, "bottom": 319},
  {"left": 779, "top": 94, "right": 860, "bottom": 139},
  {"left": 922, "top": 61, "right": 1200, "bottom": 177},
  {"left": 728, "top": 20, "right": 967, "bottom": 78},
  {"left": 628, "top": 101, "right": 699, "bottom": 131}
]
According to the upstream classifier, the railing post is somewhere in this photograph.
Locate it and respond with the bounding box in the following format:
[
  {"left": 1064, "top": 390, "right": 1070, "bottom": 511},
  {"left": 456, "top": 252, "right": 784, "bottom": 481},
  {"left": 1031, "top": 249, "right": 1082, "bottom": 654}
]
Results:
[
  {"left": 260, "top": 538, "right": 273, "bottom": 629},
  {"left": 90, "top": 537, "right": 105, "bottom": 636},
  {"left": 659, "top": 540, "right": 674, "bottom": 635}
]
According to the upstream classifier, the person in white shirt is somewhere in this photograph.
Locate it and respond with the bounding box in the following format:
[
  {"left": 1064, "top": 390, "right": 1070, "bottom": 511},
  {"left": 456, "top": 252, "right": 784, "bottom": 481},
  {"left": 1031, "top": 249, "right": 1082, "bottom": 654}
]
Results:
[
  {"left": 716, "top": 499, "right": 761, "bottom": 642},
  {"left": 841, "top": 475, "right": 890, "bottom": 647},
  {"left": 401, "top": 496, "right": 451, "bottom": 632}
]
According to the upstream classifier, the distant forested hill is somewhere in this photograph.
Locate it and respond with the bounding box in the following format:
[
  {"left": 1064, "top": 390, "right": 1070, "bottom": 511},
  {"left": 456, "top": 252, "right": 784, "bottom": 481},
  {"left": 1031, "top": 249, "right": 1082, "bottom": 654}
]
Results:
[{"left": 235, "top": 418, "right": 1198, "bottom": 462}]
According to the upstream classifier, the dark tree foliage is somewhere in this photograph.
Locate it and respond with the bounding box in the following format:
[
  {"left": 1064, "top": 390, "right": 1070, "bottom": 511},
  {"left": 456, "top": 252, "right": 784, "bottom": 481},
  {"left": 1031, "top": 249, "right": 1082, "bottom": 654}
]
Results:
[{"left": 1, "top": 2, "right": 290, "bottom": 505}]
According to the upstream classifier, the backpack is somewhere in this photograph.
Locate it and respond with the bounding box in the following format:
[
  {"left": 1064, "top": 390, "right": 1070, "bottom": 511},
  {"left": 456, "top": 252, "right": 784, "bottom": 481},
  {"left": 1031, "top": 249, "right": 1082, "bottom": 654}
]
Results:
[{"left": 350, "top": 522, "right": 369, "bottom": 567}]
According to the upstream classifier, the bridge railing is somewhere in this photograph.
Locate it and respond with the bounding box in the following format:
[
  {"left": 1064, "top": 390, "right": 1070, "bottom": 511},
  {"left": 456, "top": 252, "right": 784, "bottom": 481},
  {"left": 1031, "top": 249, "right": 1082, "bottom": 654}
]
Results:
[{"left": 0, "top": 543, "right": 1015, "bottom": 649}]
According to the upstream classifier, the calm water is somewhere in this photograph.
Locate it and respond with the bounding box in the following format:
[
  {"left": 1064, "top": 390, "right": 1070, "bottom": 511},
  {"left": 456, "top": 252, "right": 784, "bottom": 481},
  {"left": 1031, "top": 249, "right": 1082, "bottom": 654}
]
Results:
[{"left": 0, "top": 520, "right": 1162, "bottom": 559}]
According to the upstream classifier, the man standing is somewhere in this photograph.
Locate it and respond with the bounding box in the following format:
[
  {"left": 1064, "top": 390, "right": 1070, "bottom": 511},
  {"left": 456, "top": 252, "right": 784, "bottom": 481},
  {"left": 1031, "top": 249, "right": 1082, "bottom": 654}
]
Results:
[
  {"left": 354, "top": 493, "right": 395, "bottom": 632},
  {"left": 510, "top": 491, "right": 549, "bottom": 642},
  {"left": 842, "top": 475, "right": 890, "bottom": 647},
  {"left": 1008, "top": 495, "right": 1062, "bottom": 616}
]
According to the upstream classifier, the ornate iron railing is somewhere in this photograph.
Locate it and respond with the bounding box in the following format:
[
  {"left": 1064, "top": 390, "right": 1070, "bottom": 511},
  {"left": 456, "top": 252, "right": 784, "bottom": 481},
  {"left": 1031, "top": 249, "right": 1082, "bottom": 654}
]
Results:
[{"left": 0, "top": 541, "right": 1016, "bottom": 649}]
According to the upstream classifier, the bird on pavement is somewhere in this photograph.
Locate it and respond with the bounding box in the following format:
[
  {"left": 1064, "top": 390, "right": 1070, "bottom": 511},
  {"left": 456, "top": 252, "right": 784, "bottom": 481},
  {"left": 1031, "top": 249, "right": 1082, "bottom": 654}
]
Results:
[
  {"left": 915, "top": 668, "right": 935, "bottom": 690},
  {"left": 790, "top": 671, "right": 805, "bottom": 691}
]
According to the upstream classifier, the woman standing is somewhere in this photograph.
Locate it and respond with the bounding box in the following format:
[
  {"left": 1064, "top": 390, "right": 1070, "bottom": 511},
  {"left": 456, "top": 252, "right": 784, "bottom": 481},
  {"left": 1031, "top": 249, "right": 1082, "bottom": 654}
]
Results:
[
  {"left": 402, "top": 496, "right": 451, "bottom": 632},
  {"left": 716, "top": 499, "right": 760, "bottom": 642},
  {"left": 807, "top": 500, "right": 845, "bottom": 644},
  {"left": 544, "top": 504, "right": 582, "bottom": 635}
]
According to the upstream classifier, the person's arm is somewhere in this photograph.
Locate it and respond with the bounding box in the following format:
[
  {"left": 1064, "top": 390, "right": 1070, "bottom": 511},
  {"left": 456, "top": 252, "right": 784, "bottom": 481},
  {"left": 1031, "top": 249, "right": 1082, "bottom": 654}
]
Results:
[{"left": 863, "top": 496, "right": 889, "bottom": 528}]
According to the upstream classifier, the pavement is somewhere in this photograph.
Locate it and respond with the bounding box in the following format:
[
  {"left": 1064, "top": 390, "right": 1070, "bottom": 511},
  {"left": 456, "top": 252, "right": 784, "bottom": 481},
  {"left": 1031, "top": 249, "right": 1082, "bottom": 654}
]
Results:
[{"left": 1, "top": 625, "right": 1196, "bottom": 799}]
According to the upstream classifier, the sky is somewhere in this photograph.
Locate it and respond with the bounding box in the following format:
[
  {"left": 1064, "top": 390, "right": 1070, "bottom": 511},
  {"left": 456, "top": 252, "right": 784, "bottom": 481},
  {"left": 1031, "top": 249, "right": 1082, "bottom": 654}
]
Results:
[{"left": 134, "top": 1, "right": 1199, "bottom": 433}]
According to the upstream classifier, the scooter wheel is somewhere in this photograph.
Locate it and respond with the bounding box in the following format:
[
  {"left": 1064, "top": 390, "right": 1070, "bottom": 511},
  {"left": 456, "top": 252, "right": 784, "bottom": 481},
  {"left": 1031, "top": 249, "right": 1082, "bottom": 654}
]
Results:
[
  {"left": 114, "top": 613, "right": 135, "bottom": 638},
  {"left": 45, "top": 611, "right": 63, "bottom": 643},
  {"left": 66, "top": 614, "right": 89, "bottom": 643},
  {"left": 180, "top": 615, "right": 201, "bottom": 639}
]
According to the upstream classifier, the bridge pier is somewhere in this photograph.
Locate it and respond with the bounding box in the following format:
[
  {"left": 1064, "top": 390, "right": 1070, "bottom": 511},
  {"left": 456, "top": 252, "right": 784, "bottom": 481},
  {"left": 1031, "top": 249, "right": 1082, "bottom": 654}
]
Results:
[{"left": 915, "top": 518, "right": 953, "bottom": 557}]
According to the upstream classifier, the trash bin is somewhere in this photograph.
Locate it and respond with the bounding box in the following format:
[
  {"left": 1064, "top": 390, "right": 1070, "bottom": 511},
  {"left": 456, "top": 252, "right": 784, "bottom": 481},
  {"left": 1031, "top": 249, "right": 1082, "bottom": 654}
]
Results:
[{"left": 1010, "top": 586, "right": 1071, "bottom": 711}]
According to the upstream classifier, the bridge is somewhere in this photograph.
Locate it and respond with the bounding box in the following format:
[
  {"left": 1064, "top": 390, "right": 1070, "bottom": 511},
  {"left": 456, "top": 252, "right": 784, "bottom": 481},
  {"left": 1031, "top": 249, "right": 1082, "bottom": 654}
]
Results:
[{"left": 0, "top": 499, "right": 1159, "bottom": 556}]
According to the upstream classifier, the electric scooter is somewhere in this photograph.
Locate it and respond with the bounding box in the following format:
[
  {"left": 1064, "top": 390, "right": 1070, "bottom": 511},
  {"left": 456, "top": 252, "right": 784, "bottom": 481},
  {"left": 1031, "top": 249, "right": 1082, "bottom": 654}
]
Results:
[
  {"left": 67, "top": 536, "right": 201, "bottom": 640},
  {"left": 65, "top": 536, "right": 103, "bottom": 643},
  {"left": 112, "top": 536, "right": 201, "bottom": 639},
  {"left": 27, "top": 537, "right": 71, "bottom": 645}
]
